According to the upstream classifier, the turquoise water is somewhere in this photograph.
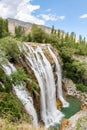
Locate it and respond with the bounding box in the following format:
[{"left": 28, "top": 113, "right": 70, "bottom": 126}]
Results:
[
  {"left": 49, "top": 96, "right": 81, "bottom": 130},
  {"left": 61, "top": 95, "right": 81, "bottom": 118}
]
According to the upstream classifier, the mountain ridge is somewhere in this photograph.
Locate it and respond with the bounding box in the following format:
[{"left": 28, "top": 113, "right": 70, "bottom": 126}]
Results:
[{"left": 7, "top": 18, "right": 51, "bottom": 34}]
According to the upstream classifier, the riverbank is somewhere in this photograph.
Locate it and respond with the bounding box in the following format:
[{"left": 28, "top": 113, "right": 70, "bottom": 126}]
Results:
[
  {"left": 60, "top": 110, "right": 87, "bottom": 130},
  {"left": 59, "top": 78, "right": 87, "bottom": 130},
  {"left": 63, "top": 78, "right": 87, "bottom": 110}
]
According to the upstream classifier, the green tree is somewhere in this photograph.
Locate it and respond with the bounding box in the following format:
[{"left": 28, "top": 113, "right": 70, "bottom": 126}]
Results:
[
  {"left": 79, "top": 35, "right": 82, "bottom": 43},
  {"left": 15, "top": 26, "right": 24, "bottom": 38},
  {"left": 64, "top": 32, "right": 70, "bottom": 43},
  {"left": 70, "top": 32, "right": 76, "bottom": 43},
  {"left": 51, "top": 25, "right": 55, "bottom": 34},
  {"left": 57, "top": 29, "right": 61, "bottom": 39},
  {"left": 31, "top": 24, "right": 46, "bottom": 43},
  {"left": 0, "top": 37, "right": 20, "bottom": 63},
  {"left": 0, "top": 17, "right": 8, "bottom": 38}
]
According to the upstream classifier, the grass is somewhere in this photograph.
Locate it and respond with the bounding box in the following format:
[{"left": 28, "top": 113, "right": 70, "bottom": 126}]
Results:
[
  {"left": 76, "top": 116, "right": 87, "bottom": 130},
  {"left": 0, "top": 118, "right": 47, "bottom": 130}
]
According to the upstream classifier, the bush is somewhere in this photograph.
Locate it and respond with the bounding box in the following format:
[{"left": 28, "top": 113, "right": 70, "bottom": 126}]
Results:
[
  {"left": 76, "top": 83, "right": 87, "bottom": 92},
  {"left": 31, "top": 24, "right": 47, "bottom": 43},
  {"left": 0, "top": 67, "right": 11, "bottom": 92},
  {"left": 0, "top": 37, "right": 20, "bottom": 63},
  {"left": 10, "top": 67, "right": 28, "bottom": 85},
  {"left": 0, "top": 93, "right": 30, "bottom": 122},
  {"left": 60, "top": 50, "right": 87, "bottom": 86}
]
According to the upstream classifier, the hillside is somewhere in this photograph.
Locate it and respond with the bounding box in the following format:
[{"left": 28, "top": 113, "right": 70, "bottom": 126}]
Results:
[{"left": 8, "top": 18, "right": 51, "bottom": 34}]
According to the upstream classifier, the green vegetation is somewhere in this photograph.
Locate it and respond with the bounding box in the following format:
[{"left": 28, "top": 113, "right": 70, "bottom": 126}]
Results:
[
  {"left": 30, "top": 24, "right": 48, "bottom": 43},
  {"left": 0, "top": 17, "right": 87, "bottom": 125},
  {"left": 76, "top": 116, "right": 87, "bottom": 130},
  {"left": 0, "top": 37, "right": 20, "bottom": 63},
  {"left": 11, "top": 67, "right": 28, "bottom": 85},
  {"left": 0, "top": 64, "right": 38, "bottom": 123},
  {"left": 76, "top": 83, "right": 87, "bottom": 92},
  {"left": 0, "top": 17, "right": 9, "bottom": 38},
  {"left": 0, "top": 93, "right": 30, "bottom": 122},
  {"left": 15, "top": 26, "right": 24, "bottom": 38},
  {"left": 0, "top": 67, "right": 11, "bottom": 92},
  {"left": 47, "top": 26, "right": 87, "bottom": 92}
]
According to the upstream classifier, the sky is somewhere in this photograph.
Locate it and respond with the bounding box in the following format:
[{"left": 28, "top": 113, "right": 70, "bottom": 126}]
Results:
[{"left": 0, "top": 0, "right": 87, "bottom": 39}]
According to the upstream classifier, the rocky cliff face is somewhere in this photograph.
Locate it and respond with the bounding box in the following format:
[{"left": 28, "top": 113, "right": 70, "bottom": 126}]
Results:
[{"left": 8, "top": 18, "right": 51, "bottom": 34}]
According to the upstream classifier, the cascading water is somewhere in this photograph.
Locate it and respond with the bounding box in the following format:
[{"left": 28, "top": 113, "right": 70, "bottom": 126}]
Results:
[
  {"left": 1, "top": 42, "right": 69, "bottom": 128},
  {"left": 48, "top": 46, "right": 69, "bottom": 108},
  {"left": 2, "top": 62, "right": 38, "bottom": 126},
  {"left": 22, "top": 43, "right": 64, "bottom": 127}
]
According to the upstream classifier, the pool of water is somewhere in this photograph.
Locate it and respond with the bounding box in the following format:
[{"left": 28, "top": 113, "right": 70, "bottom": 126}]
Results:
[
  {"left": 49, "top": 95, "right": 81, "bottom": 130},
  {"left": 61, "top": 95, "right": 81, "bottom": 118}
]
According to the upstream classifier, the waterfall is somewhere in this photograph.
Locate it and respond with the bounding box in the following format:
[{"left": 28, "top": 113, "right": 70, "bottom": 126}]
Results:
[
  {"left": 1, "top": 42, "right": 69, "bottom": 128},
  {"left": 2, "top": 62, "right": 38, "bottom": 126},
  {"left": 22, "top": 43, "right": 64, "bottom": 127},
  {"left": 48, "top": 47, "right": 69, "bottom": 108}
]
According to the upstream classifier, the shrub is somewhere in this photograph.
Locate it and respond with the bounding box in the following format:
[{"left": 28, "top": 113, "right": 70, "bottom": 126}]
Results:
[
  {"left": 0, "top": 37, "right": 20, "bottom": 63},
  {"left": 76, "top": 83, "right": 87, "bottom": 92},
  {"left": 0, "top": 93, "right": 30, "bottom": 122},
  {"left": 60, "top": 49, "right": 87, "bottom": 87},
  {"left": 0, "top": 67, "right": 11, "bottom": 92},
  {"left": 31, "top": 24, "right": 47, "bottom": 43},
  {"left": 10, "top": 67, "right": 28, "bottom": 85}
]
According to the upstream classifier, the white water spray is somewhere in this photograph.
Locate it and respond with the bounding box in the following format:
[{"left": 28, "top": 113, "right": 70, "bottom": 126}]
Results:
[{"left": 2, "top": 62, "right": 38, "bottom": 126}]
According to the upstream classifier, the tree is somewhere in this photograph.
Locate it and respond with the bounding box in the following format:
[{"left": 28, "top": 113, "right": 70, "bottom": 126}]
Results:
[
  {"left": 31, "top": 24, "right": 46, "bottom": 43},
  {"left": 51, "top": 25, "right": 55, "bottom": 34},
  {"left": 79, "top": 35, "right": 82, "bottom": 43},
  {"left": 15, "top": 26, "right": 24, "bottom": 38},
  {"left": 0, "top": 17, "right": 3, "bottom": 38},
  {"left": 0, "top": 17, "right": 8, "bottom": 38},
  {"left": 64, "top": 32, "right": 70, "bottom": 43},
  {"left": 70, "top": 32, "right": 76, "bottom": 43},
  {"left": 57, "top": 29, "right": 61, "bottom": 39}
]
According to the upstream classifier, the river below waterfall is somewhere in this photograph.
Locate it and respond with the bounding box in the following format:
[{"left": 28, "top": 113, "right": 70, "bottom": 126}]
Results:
[
  {"left": 61, "top": 95, "right": 81, "bottom": 118},
  {"left": 49, "top": 95, "right": 81, "bottom": 130}
]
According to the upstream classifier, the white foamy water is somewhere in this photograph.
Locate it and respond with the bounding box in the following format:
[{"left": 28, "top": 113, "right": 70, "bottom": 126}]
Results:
[
  {"left": 22, "top": 43, "right": 64, "bottom": 127},
  {"left": 48, "top": 46, "right": 69, "bottom": 108}
]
